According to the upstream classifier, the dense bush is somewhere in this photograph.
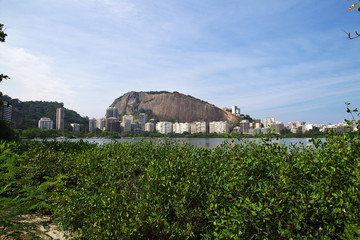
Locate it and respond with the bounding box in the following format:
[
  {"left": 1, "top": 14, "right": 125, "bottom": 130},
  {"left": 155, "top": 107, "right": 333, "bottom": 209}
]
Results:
[{"left": 1, "top": 133, "right": 360, "bottom": 239}]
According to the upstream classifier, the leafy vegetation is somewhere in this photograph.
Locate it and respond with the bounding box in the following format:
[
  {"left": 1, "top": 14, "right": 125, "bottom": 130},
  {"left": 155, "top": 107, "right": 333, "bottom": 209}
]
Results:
[
  {"left": 0, "top": 124, "right": 359, "bottom": 239},
  {"left": 1, "top": 95, "right": 88, "bottom": 131}
]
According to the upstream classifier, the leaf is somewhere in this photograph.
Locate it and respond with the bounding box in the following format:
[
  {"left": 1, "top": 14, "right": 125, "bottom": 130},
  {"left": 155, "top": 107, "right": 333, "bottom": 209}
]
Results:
[{"left": 347, "top": 2, "right": 360, "bottom": 12}]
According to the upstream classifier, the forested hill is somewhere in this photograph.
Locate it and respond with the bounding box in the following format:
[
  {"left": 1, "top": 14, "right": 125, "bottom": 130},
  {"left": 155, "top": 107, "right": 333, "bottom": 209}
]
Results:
[{"left": 2, "top": 95, "right": 88, "bottom": 131}]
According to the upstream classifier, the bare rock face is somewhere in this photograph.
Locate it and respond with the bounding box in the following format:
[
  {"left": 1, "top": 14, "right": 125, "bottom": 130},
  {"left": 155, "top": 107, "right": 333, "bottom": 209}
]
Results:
[{"left": 110, "top": 91, "right": 238, "bottom": 126}]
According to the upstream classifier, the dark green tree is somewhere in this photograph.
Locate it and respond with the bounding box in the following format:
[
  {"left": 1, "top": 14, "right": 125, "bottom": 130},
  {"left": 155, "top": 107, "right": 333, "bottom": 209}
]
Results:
[
  {"left": 0, "top": 24, "right": 17, "bottom": 141},
  {"left": 0, "top": 24, "right": 9, "bottom": 82}
]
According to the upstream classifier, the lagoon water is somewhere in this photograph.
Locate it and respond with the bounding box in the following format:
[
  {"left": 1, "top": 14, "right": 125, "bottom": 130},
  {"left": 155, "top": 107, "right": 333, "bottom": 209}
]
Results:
[{"left": 63, "top": 137, "right": 319, "bottom": 149}]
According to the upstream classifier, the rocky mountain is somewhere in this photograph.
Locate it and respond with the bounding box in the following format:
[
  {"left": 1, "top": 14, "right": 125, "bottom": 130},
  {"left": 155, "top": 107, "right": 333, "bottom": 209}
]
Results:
[{"left": 110, "top": 91, "right": 238, "bottom": 126}]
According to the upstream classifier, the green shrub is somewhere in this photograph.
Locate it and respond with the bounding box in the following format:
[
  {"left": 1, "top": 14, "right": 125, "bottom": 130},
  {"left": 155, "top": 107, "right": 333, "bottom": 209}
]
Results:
[{"left": 1, "top": 133, "right": 359, "bottom": 239}]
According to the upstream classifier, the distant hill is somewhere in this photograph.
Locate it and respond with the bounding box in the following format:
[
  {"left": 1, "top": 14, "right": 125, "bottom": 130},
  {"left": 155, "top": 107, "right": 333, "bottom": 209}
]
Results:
[
  {"left": 1, "top": 95, "right": 88, "bottom": 131},
  {"left": 110, "top": 91, "right": 238, "bottom": 126}
]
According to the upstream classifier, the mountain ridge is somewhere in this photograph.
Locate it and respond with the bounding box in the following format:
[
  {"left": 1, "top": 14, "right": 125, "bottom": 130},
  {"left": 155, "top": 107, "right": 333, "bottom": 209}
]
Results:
[{"left": 110, "top": 91, "right": 238, "bottom": 126}]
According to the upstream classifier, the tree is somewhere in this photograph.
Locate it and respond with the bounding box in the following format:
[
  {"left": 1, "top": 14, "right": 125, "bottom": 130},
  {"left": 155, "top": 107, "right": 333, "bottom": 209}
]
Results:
[
  {"left": 347, "top": 1, "right": 360, "bottom": 39},
  {"left": 0, "top": 24, "right": 10, "bottom": 82},
  {"left": 0, "top": 24, "right": 17, "bottom": 141}
]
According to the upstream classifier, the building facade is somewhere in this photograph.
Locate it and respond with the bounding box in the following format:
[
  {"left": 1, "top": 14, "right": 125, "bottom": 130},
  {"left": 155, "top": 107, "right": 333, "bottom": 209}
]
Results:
[
  {"left": 156, "top": 122, "right": 173, "bottom": 134},
  {"left": 1, "top": 102, "right": 12, "bottom": 122},
  {"left": 70, "top": 123, "right": 80, "bottom": 132},
  {"left": 38, "top": 117, "right": 53, "bottom": 130},
  {"left": 89, "top": 118, "right": 97, "bottom": 132},
  {"left": 56, "top": 108, "right": 64, "bottom": 130}
]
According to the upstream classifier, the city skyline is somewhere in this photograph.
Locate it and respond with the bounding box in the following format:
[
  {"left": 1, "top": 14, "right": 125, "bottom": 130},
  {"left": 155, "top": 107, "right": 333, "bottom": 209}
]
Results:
[{"left": 0, "top": 1, "right": 359, "bottom": 125}]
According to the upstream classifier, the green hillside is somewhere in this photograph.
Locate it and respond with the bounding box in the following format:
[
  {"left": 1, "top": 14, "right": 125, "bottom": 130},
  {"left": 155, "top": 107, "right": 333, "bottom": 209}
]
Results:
[{"left": 2, "top": 95, "right": 88, "bottom": 131}]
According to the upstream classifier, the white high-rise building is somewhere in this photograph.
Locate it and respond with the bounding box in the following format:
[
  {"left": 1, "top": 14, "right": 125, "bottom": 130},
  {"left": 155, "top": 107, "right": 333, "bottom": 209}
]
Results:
[
  {"left": 38, "top": 117, "right": 53, "bottom": 130},
  {"left": 122, "top": 115, "right": 134, "bottom": 124},
  {"left": 263, "top": 117, "right": 275, "bottom": 128},
  {"left": 97, "top": 117, "right": 106, "bottom": 131},
  {"left": 268, "top": 121, "right": 284, "bottom": 134},
  {"left": 239, "top": 120, "right": 250, "bottom": 133},
  {"left": 70, "top": 123, "right": 80, "bottom": 132},
  {"left": 56, "top": 108, "right": 64, "bottom": 130},
  {"left": 173, "top": 122, "right": 190, "bottom": 134},
  {"left": 105, "top": 107, "right": 119, "bottom": 119},
  {"left": 1, "top": 102, "right": 12, "bottom": 122},
  {"left": 145, "top": 122, "right": 155, "bottom": 132},
  {"left": 89, "top": 118, "right": 97, "bottom": 132},
  {"left": 138, "top": 113, "right": 148, "bottom": 131},
  {"left": 231, "top": 106, "right": 240, "bottom": 116},
  {"left": 209, "top": 121, "right": 229, "bottom": 134},
  {"left": 156, "top": 122, "right": 173, "bottom": 134}
]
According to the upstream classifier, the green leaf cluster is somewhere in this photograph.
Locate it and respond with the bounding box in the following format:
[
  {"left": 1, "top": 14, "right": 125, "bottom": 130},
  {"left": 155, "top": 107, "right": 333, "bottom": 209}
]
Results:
[{"left": 0, "top": 132, "right": 359, "bottom": 239}]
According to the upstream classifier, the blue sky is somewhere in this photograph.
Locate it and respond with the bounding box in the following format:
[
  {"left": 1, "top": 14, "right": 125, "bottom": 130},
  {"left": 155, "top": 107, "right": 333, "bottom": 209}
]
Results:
[{"left": 0, "top": 0, "right": 359, "bottom": 124}]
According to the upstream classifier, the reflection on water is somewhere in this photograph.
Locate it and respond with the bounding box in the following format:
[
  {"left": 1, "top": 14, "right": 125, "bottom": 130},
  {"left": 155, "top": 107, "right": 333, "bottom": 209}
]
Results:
[{"left": 57, "top": 137, "right": 322, "bottom": 149}]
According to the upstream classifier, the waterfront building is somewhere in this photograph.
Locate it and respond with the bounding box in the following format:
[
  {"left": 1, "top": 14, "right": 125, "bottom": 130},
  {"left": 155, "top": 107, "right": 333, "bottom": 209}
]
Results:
[
  {"left": 232, "top": 106, "right": 240, "bottom": 116},
  {"left": 209, "top": 121, "right": 216, "bottom": 133},
  {"left": 97, "top": 117, "right": 106, "bottom": 131},
  {"left": 70, "top": 123, "right": 80, "bottom": 132},
  {"left": 106, "top": 117, "right": 120, "bottom": 132},
  {"left": 38, "top": 117, "right": 53, "bottom": 130},
  {"left": 197, "top": 121, "right": 208, "bottom": 133},
  {"left": 268, "top": 121, "right": 284, "bottom": 134},
  {"left": 145, "top": 122, "right": 155, "bottom": 132},
  {"left": 173, "top": 122, "right": 190, "bottom": 134},
  {"left": 56, "top": 108, "right": 64, "bottom": 130},
  {"left": 261, "top": 128, "right": 270, "bottom": 135},
  {"left": 209, "top": 121, "right": 229, "bottom": 134},
  {"left": 263, "top": 117, "right": 275, "bottom": 128},
  {"left": 239, "top": 120, "right": 250, "bottom": 133},
  {"left": 249, "top": 128, "right": 262, "bottom": 135},
  {"left": 296, "top": 120, "right": 305, "bottom": 128},
  {"left": 105, "top": 107, "right": 119, "bottom": 119},
  {"left": 138, "top": 113, "right": 148, "bottom": 131},
  {"left": 190, "top": 122, "right": 197, "bottom": 134},
  {"left": 121, "top": 122, "right": 132, "bottom": 132},
  {"left": 122, "top": 115, "right": 134, "bottom": 124},
  {"left": 156, "top": 122, "right": 173, "bottom": 134},
  {"left": 1, "top": 102, "right": 12, "bottom": 122},
  {"left": 89, "top": 118, "right": 97, "bottom": 132},
  {"left": 216, "top": 121, "right": 230, "bottom": 134}
]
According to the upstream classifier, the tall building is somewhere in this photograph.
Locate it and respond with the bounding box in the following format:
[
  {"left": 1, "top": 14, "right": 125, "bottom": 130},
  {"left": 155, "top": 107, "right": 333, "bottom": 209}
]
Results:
[
  {"left": 145, "top": 122, "right": 155, "bottom": 132},
  {"left": 105, "top": 107, "right": 119, "bottom": 119},
  {"left": 209, "top": 121, "right": 216, "bottom": 133},
  {"left": 89, "top": 118, "right": 97, "bottom": 132},
  {"left": 215, "top": 121, "right": 230, "bottom": 134},
  {"left": 268, "top": 121, "right": 284, "bottom": 134},
  {"left": 239, "top": 120, "right": 250, "bottom": 133},
  {"left": 1, "top": 102, "right": 12, "bottom": 122},
  {"left": 173, "top": 122, "right": 190, "bottom": 134},
  {"left": 231, "top": 106, "right": 240, "bottom": 116},
  {"left": 190, "top": 122, "right": 197, "bottom": 134},
  {"left": 209, "top": 121, "right": 229, "bottom": 134},
  {"left": 56, "top": 108, "right": 64, "bottom": 130},
  {"left": 156, "top": 122, "right": 173, "bottom": 134},
  {"left": 122, "top": 115, "right": 134, "bottom": 124},
  {"left": 38, "top": 117, "right": 53, "bottom": 130},
  {"left": 138, "top": 113, "right": 148, "bottom": 131},
  {"left": 263, "top": 117, "right": 275, "bottom": 128},
  {"left": 121, "top": 122, "right": 132, "bottom": 132},
  {"left": 107, "top": 117, "right": 120, "bottom": 132},
  {"left": 70, "top": 123, "right": 80, "bottom": 132}
]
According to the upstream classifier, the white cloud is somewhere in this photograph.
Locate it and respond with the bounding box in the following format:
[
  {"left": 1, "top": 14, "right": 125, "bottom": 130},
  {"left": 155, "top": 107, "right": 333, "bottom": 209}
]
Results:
[{"left": 0, "top": 45, "right": 75, "bottom": 102}]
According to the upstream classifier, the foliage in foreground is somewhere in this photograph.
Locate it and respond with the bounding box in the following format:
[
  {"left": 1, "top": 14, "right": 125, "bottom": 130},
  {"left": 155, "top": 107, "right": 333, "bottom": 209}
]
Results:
[{"left": 0, "top": 132, "right": 360, "bottom": 239}]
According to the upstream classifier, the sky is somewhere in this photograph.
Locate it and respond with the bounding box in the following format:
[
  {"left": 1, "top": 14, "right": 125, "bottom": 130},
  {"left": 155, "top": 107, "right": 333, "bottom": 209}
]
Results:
[{"left": 0, "top": 0, "right": 359, "bottom": 124}]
